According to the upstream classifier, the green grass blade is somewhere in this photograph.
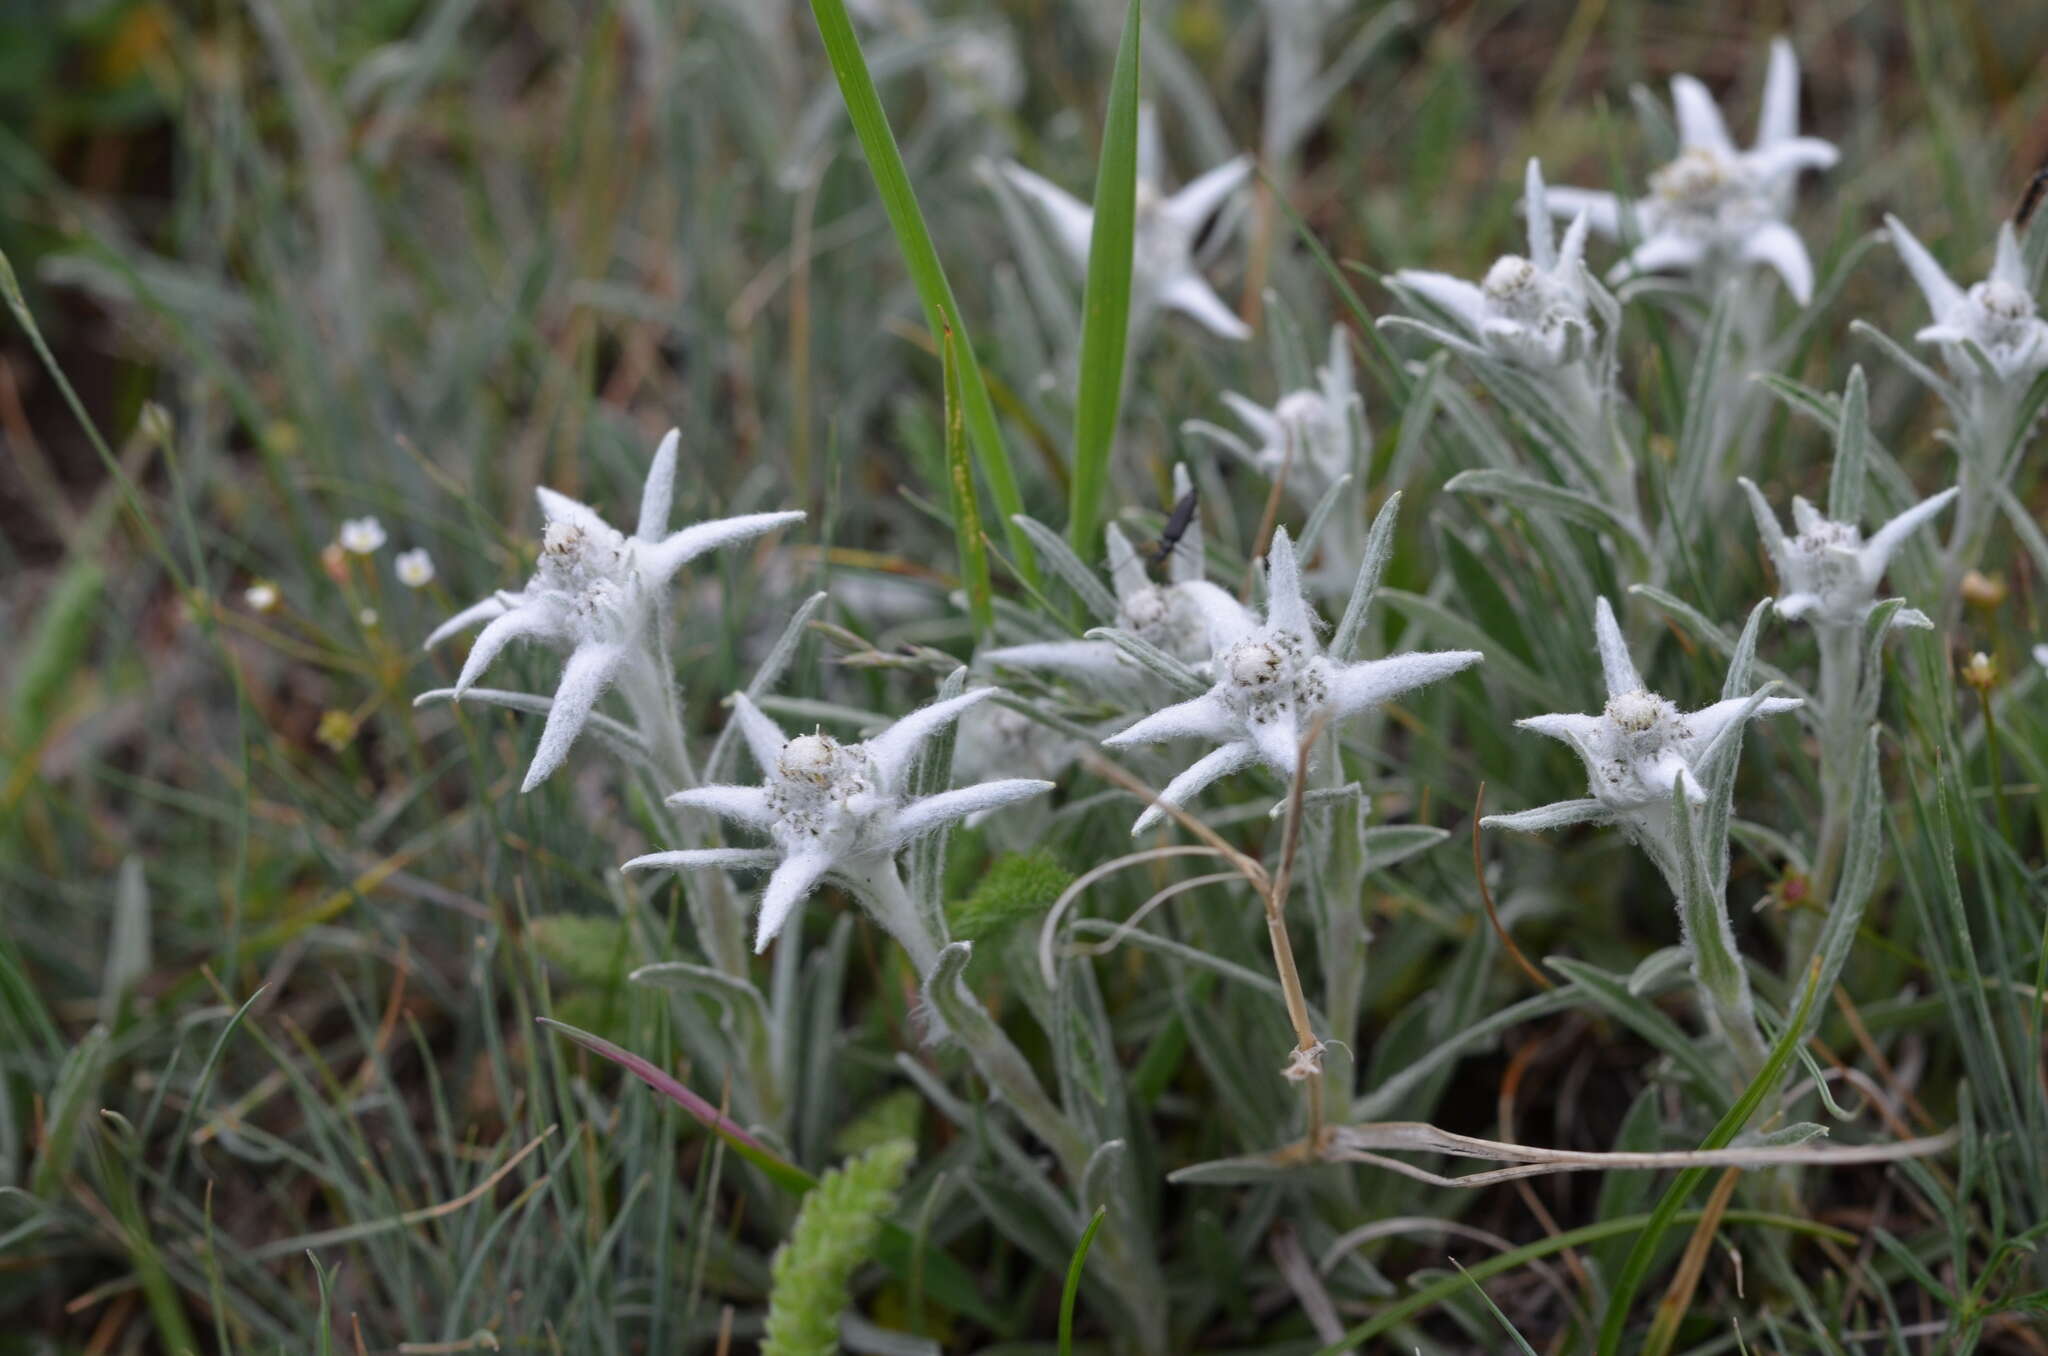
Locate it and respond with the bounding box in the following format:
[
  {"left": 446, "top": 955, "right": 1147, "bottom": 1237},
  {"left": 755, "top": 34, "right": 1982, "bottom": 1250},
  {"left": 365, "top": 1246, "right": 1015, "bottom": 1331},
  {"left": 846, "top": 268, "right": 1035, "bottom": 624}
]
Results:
[
  {"left": 1594, "top": 960, "right": 1827, "bottom": 1353},
  {"left": 1066, "top": 0, "right": 1141, "bottom": 563},
  {"left": 1315, "top": 1208, "right": 1850, "bottom": 1352},
  {"left": 806, "top": 0, "right": 1038, "bottom": 588},
  {"left": 538, "top": 1017, "right": 1008, "bottom": 1332},
  {"left": 1060, "top": 1205, "right": 1108, "bottom": 1356},
  {"left": 943, "top": 326, "right": 994, "bottom": 638}
]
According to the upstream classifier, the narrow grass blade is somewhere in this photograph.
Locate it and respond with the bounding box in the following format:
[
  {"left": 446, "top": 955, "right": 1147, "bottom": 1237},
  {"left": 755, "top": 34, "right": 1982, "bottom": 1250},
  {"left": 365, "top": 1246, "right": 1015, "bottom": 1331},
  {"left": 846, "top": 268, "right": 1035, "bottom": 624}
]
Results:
[
  {"left": 1060, "top": 1205, "right": 1108, "bottom": 1356},
  {"left": 1067, "top": 0, "right": 1142, "bottom": 562},
  {"left": 806, "top": 0, "right": 1037, "bottom": 587},
  {"left": 1594, "top": 961, "right": 1826, "bottom": 1353},
  {"left": 538, "top": 1017, "right": 1007, "bottom": 1332},
  {"left": 942, "top": 326, "right": 994, "bottom": 637}
]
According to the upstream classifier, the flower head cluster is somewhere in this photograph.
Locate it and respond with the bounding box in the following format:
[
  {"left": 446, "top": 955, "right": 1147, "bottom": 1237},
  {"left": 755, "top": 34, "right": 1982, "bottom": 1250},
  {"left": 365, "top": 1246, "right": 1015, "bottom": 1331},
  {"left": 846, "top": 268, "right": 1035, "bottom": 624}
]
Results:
[
  {"left": 1195, "top": 326, "right": 1363, "bottom": 503},
  {"left": 1545, "top": 39, "right": 1837, "bottom": 303},
  {"left": 626, "top": 688, "right": 1050, "bottom": 959},
  {"left": 1886, "top": 216, "right": 2048, "bottom": 389},
  {"left": 424, "top": 429, "right": 804, "bottom": 790},
  {"left": 1487, "top": 599, "right": 1800, "bottom": 838},
  {"left": 1738, "top": 477, "right": 1955, "bottom": 629},
  {"left": 999, "top": 111, "right": 1252, "bottom": 340},
  {"left": 1391, "top": 160, "right": 1595, "bottom": 368},
  {"left": 1104, "top": 527, "right": 1481, "bottom": 833},
  {"left": 983, "top": 467, "right": 1246, "bottom": 682}
]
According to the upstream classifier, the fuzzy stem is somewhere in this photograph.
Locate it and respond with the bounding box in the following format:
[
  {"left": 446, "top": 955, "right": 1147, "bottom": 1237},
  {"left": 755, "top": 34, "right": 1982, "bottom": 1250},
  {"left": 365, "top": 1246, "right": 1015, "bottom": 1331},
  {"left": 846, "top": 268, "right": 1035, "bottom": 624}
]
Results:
[
  {"left": 844, "top": 859, "right": 944, "bottom": 982},
  {"left": 1792, "top": 621, "right": 1864, "bottom": 971}
]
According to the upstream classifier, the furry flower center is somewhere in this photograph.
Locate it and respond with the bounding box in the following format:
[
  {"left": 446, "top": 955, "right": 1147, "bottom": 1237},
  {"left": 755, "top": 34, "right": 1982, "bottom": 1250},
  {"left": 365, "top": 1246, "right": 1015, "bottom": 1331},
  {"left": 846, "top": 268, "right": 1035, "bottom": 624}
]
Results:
[
  {"left": 1220, "top": 632, "right": 1330, "bottom": 727},
  {"left": 769, "top": 734, "right": 874, "bottom": 842}
]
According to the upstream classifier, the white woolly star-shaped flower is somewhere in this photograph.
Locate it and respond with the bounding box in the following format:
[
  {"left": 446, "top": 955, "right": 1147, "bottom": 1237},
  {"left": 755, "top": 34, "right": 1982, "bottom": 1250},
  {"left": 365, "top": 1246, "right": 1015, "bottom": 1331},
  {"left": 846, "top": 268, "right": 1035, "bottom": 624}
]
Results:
[
  {"left": 983, "top": 467, "right": 1252, "bottom": 683},
  {"left": 423, "top": 429, "right": 804, "bottom": 791},
  {"left": 1391, "top": 160, "right": 1595, "bottom": 368},
  {"left": 1102, "top": 526, "right": 1481, "bottom": 834},
  {"left": 1885, "top": 216, "right": 2048, "bottom": 388},
  {"left": 623, "top": 687, "right": 1050, "bottom": 967},
  {"left": 1192, "top": 325, "right": 1363, "bottom": 503},
  {"left": 1487, "top": 598, "right": 1800, "bottom": 836},
  {"left": 1737, "top": 477, "right": 1956, "bottom": 630},
  {"left": 1545, "top": 39, "right": 1837, "bottom": 304},
  {"left": 999, "top": 110, "right": 1252, "bottom": 340}
]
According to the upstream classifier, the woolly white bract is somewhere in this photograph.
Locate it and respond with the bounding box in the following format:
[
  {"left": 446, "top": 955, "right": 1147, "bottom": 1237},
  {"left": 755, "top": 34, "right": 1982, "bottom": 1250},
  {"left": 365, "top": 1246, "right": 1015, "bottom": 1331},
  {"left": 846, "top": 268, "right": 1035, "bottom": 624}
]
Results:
[
  {"left": 624, "top": 687, "right": 1050, "bottom": 969},
  {"left": 1103, "top": 526, "right": 1480, "bottom": 834},
  {"left": 1545, "top": 38, "right": 1836, "bottom": 303},
  {"left": 1486, "top": 598, "right": 1799, "bottom": 836},
  {"left": 1390, "top": 160, "right": 1594, "bottom": 369},
  {"left": 1192, "top": 325, "right": 1364, "bottom": 504},
  {"left": 982, "top": 467, "right": 1246, "bottom": 683},
  {"left": 1886, "top": 215, "right": 2048, "bottom": 389},
  {"left": 1737, "top": 477, "right": 1955, "bottom": 629},
  {"left": 422, "top": 429, "right": 803, "bottom": 791}
]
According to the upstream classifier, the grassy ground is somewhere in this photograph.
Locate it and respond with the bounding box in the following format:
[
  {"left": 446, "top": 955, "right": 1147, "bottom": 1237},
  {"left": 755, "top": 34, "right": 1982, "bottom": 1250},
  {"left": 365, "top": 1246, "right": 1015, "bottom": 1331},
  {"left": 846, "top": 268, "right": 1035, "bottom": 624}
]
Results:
[{"left": 4, "top": 1, "right": 2048, "bottom": 1351}]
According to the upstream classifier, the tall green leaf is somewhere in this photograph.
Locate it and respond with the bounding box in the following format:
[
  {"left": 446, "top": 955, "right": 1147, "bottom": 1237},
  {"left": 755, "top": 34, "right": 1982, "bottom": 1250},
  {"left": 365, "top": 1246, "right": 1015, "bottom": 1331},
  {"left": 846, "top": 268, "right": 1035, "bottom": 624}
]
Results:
[
  {"left": 942, "top": 327, "right": 994, "bottom": 637},
  {"left": 806, "top": 0, "right": 1038, "bottom": 587},
  {"left": 1066, "top": 0, "right": 1142, "bottom": 562}
]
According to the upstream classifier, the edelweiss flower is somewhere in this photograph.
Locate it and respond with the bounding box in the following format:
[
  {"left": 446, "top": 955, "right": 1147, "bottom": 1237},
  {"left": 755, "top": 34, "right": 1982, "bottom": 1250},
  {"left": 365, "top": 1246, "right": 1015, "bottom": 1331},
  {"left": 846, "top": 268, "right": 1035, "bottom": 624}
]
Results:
[
  {"left": 1391, "top": 160, "right": 1594, "bottom": 368},
  {"left": 624, "top": 688, "right": 1051, "bottom": 968},
  {"left": 983, "top": 467, "right": 1250, "bottom": 682},
  {"left": 424, "top": 429, "right": 803, "bottom": 791},
  {"left": 338, "top": 517, "right": 387, "bottom": 555},
  {"left": 1546, "top": 39, "right": 1837, "bottom": 303},
  {"left": 1737, "top": 477, "right": 1956, "bottom": 629},
  {"left": 1192, "top": 326, "right": 1362, "bottom": 502},
  {"left": 395, "top": 548, "right": 436, "bottom": 589},
  {"left": 1885, "top": 216, "right": 2048, "bottom": 387},
  {"left": 1102, "top": 527, "right": 1481, "bottom": 833},
  {"left": 999, "top": 111, "right": 1253, "bottom": 340},
  {"left": 1486, "top": 598, "right": 1799, "bottom": 835}
]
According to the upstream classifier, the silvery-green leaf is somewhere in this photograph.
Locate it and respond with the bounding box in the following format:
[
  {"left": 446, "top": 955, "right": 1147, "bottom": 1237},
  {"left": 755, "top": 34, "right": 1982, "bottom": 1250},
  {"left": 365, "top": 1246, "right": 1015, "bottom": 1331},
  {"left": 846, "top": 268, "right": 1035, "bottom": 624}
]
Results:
[
  {"left": 1445, "top": 468, "right": 1647, "bottom": 558},
  {"left": 1378, "top": 588, "right": 1560, "bottom": 710},
  {"left": 1385, "top": 352, "right": 1447, "bottom": 492},
  {"left": 631, "top": 961, "right": 771, "bottom": 1037},
  {"left": 705, "top": 591, "right": 828, "bottom": 782},
  {"left": 1010, "top": 513, "right": 1120, "bottom": 623},
  {"left": 1360, "top": 824, "right": 1450, "bottom": 871},
  {"left": 1294, "top": 472, "right": 1353, "bottom": 566},
  {"left": 1827, "top": 366, "right": 1871, "bottom": 524},
  {"left": 1330, "top": 491, "right": 1403, "bottom": 661},
  {"left": 1082, "top": 626, "right": 1209, "bottom": 697},
  {"left": 1626, "top": 945, "right": 1691, "bottom": 997},
  {"left": 1850, "top": 318, "right": 1962, "bottom": 409},
  {"left": 1480, "top": 799, "right": 1611, "bottom": 834},
  {"left": 1741, "top": 1122, "right": 1829, "bottom": 1149},
  {"left": 414, "top": 687, "right": 653, "bottom": 766},
  {"left": 1674, "top": 282, "right": 1738, "bottom": 517},
  {"left": 100, "top": 858, "right": 151, "bottom": 1026}
]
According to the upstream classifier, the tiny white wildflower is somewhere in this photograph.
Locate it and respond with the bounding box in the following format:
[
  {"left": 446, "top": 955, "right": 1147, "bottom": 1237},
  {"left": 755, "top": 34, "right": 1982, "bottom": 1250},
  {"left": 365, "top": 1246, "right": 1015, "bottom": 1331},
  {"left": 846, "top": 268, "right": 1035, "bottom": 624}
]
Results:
[
  {"left": 1885, "top": 216, "right": 2048, "bottom": 389},
  {"left": 624, "top": 687, "right": 1050, "bottom": 968},
  {"left": 338, "top": 517, "right": 388, "bottom": 555},
  {"left": 424, "top": 428, "right": 804, "bottom": 791},
  {"left": 998, "top": 107, "right": 1253, "bottom": 340},
  {"left": 1102, "top": 526, "right": 1481, "bottom": 834},
  {"left": 1545, "top": 39, "right": 1837, "bottom": 303},
  {"left": 395, "top": 548, "right": 436, "bottom": 589},
  {"left": 244, "top": 582, "right": 280, "bottom": 613},
  {"left": 359, "top": 607, "right": 380, "bottom": 628},
  {"left": 1485, "top": 598, "right": 1800, "bottom": 839},
  {"left": 1391, "top": 160, "right": 1595, "bottom": 368},
  {"left": 1738, "top": 477, "right": 1956, "bottom": 630}
]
